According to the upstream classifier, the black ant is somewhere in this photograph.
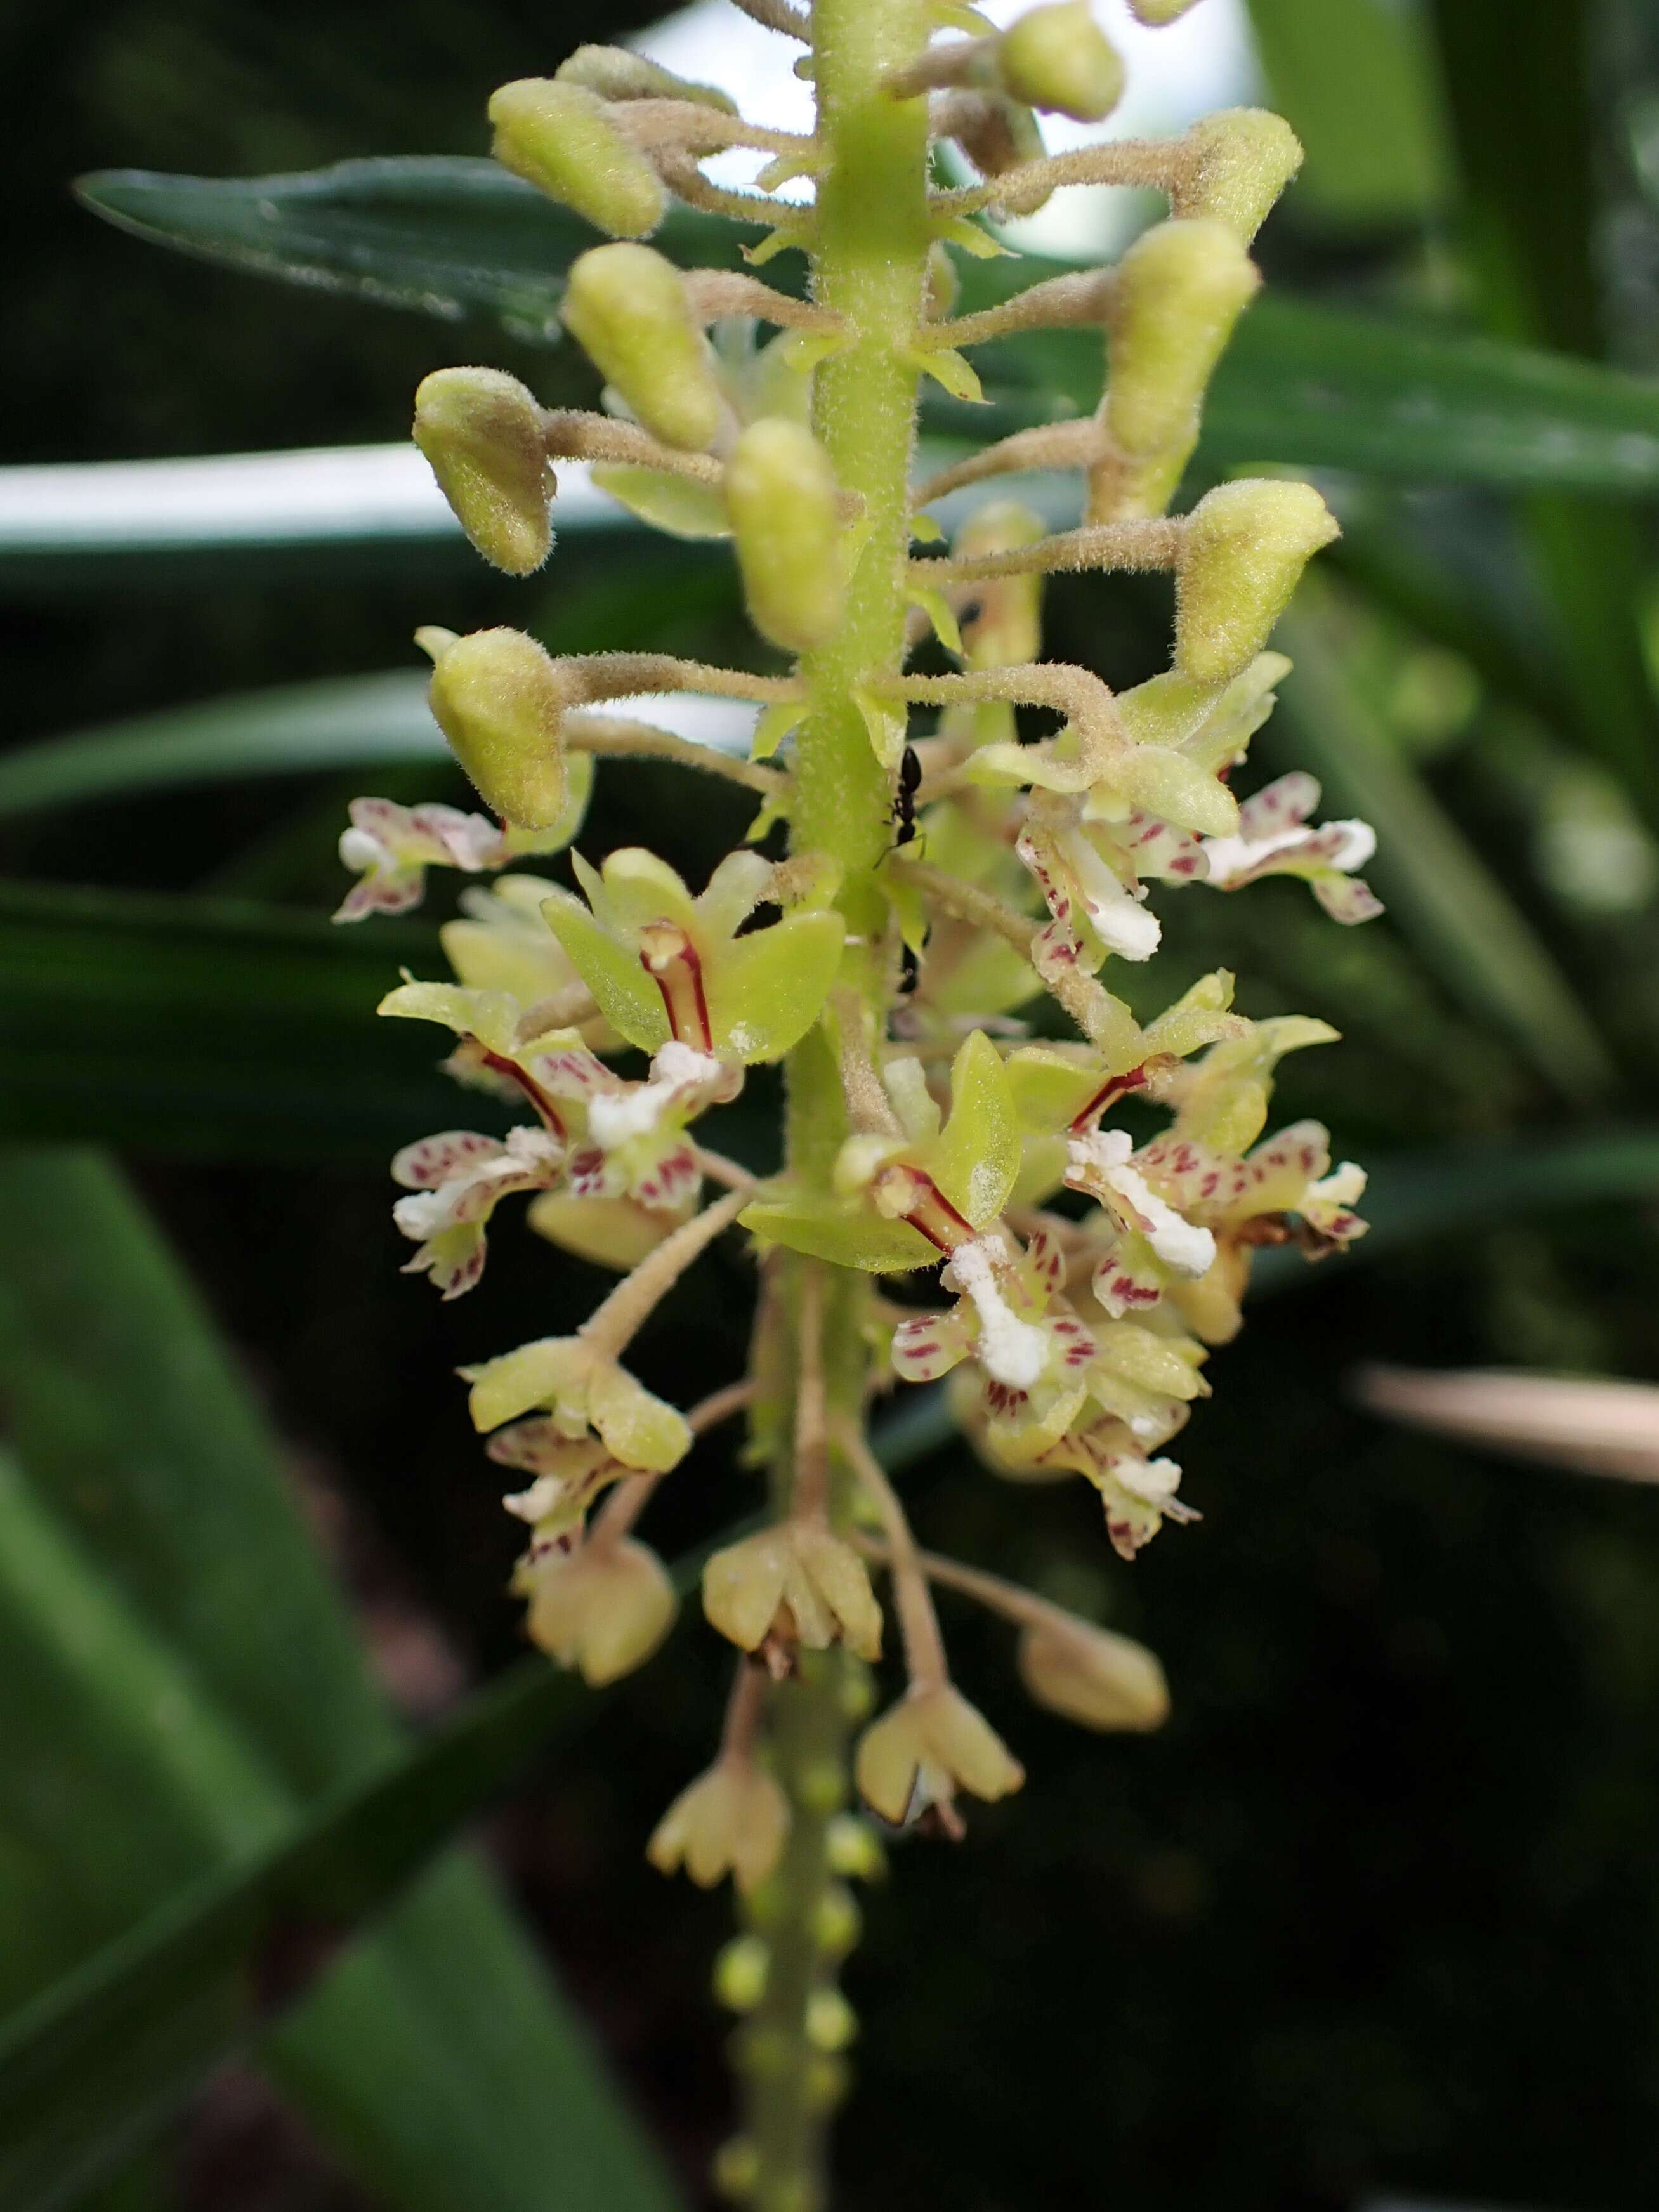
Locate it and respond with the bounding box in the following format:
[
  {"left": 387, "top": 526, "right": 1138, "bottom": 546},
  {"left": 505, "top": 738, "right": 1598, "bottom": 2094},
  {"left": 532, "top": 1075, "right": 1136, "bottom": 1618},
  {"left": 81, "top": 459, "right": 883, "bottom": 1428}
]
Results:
[
  {"left": 891, "top": 743, "right": 922, "bottom": 849},
  {"left": 890, "top": 744, "right": 928, "bottom": 998}
]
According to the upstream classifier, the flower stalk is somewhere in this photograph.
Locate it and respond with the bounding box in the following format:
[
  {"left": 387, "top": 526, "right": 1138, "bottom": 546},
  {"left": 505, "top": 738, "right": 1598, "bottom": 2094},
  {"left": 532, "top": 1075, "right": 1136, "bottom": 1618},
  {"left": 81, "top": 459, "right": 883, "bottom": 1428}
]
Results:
[{"left": 334, "top": 1, "right": 1379, "bottom": 2201}]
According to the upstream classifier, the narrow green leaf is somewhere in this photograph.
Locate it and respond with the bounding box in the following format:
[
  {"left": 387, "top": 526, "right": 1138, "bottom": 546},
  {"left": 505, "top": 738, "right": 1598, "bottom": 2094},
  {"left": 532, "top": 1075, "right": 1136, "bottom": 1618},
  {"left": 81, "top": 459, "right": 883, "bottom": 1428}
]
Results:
[
  {"left": 1426, "top": 0, "right": 1659, "bottom": 829},
  {"left": 0, "top": 672, "right": 443, "bottom": 817},
  {"left": 0, "top": 880, "right": 457, "bottom": 1159},
  {"left": 1245, "top": 0, "right": 1450, "bottom": 225},
  {"left": 0, "top": 1152, "right": 683, "bottom": 2212},
  {"left": 0, "top": 1376, "right": 951, "bottom": 2210},
  {"left": 73, "top": 160, "right": 754, "bottom": 340},
  {"left": 72, "top": 158, "right": 1659, "bottom": 497},
  {"left": 1271, "top": 594, "right": 1615, "bottom": 1103}
]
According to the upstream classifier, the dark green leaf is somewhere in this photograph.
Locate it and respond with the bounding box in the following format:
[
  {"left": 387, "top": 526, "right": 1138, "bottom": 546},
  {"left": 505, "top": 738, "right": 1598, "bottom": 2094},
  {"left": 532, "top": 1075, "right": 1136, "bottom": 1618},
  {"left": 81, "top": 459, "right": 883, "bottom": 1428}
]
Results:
[
  {"left": 1426, "top": 0, "right": 1659, "bottom": 828},
  {"left": 1245, "top": 0, "right": 1450, "bottom": 225},
  {"left": 0, "top": 881, "right": 458, "bottom": 1159},
  {"left": 1271, "top": 594, "right": 1616, "bottom": 1103},
  {"left": 0, "top": 1152, "right": 683, "bottom": 2212},
  {"left": 0, "top": 673, "right": 442, "bottom": 818},
  {"left": 73, "top": 158, "right": 1659, "bottom": 497}
]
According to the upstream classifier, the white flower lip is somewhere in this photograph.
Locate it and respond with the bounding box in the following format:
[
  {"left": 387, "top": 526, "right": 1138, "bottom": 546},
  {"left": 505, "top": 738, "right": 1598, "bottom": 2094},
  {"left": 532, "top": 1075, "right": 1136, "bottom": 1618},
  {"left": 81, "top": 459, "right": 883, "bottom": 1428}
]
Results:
[
  {"left": 1068, "top": 1130, "right": 1217, "bottom": 1278},
  {"left": 945, "top": 1237, "right": 1051, "bottom": 1390}
]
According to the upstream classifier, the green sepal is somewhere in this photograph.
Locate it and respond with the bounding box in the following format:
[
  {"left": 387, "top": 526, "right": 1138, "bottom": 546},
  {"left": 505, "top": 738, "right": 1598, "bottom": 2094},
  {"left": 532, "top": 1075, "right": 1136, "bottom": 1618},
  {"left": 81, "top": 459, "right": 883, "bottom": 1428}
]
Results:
[
  {"left": 927, "top": 1030, "right": 1020, "bottom": 1226},
  {"left": 705, "top": 910, "right": 846, "bottom": 1063},
  {"left": 931, "top": 215, "right": 1015, "bottom": 259},
  {"left": 739, "top": 1185, "right": 940, "bottom": 1274},
  {"left": 909, "top": 346, "right": 986, "bottom": 403},
  {"left": 540, "top": 887, "right": 671, "bottom": 1052},
  {"left": 853, "top": 688, "right": 907, "bottom": 770},
  {"left": 589, "top": 464, "right": 731, "bottom": 539},
  {"left": 910, "top": 587, "right": 964, "bottom": 655},
  {"left": 1115, "top": 746, "right": 1240, "bottom": 837},
  {"left": 752, "top": 700, "right": 804, "bottom": 762},
  {"left": 742, "top": 221, "right": 813, "bottom": 267}
]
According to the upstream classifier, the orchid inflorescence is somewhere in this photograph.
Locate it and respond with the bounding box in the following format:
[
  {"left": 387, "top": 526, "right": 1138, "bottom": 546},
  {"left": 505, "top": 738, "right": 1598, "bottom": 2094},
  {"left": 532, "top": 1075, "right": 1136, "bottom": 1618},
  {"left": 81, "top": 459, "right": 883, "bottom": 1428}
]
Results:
[{"left": 334, "top": 0, "right": 1377, "bottom": 2196}]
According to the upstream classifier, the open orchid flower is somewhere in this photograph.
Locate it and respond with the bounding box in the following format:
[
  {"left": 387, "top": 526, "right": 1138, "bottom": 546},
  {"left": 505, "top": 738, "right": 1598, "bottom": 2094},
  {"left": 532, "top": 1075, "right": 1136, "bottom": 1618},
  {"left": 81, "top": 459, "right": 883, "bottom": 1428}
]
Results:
[{"left": 1198, "top": 771, "right": 1382, "bottom": 922}]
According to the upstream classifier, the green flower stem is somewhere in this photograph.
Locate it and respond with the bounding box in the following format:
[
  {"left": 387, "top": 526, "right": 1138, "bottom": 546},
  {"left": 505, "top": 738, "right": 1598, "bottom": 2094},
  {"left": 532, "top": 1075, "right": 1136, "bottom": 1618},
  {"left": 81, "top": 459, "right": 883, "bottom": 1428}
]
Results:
[{"left": 746, "top": 12, "right": 934, "bottom": 2199}]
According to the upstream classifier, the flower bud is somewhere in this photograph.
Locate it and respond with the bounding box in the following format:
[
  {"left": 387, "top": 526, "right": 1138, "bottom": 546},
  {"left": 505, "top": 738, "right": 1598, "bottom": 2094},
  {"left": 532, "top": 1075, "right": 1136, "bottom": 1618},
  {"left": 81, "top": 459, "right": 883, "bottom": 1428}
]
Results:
[
  {"left": 999, "top": 3, "right": 1124, "bottom": 123},
  {"left": 945, "top": 94, "right": 1051, "bottom": 214},
  {"left": 1174, "top": 480, "right": 1339, "bottom": 681},
  {"left": 412, "top": 367, "right": 551, "bottom": 575},
  {"left": 725, "top": 419, "right": 845, "bottom": 652},
  {"left": 647, "top": 1753, "right": 790, "bottom": 1892},
  {"left": 522, "top": 1534, "right": 676, "bottom": 1684},
  {"left": 1180, "top": 108, "right": 1304, "bottom": 244},
  {"left": 1127, "top": 0, "right": 1202, "bottom": 19},
  {"left": 419, "top": 626, "right": 572, "bottom": 829},
  {"left": 713, "top": 1934, "right": 770, "bottom": 2011},
  {"left": 825, "top": 1812, "right": 886, "bottom": 1882},
  {"left": 554, "top": 44, "right": 736, "bottom": 113},
  {"left": 1105, "top": 220, "right": 1259, "bottom": 478},
  {"left": 489, "top": 79, "right": 665, "bottom": 240},
  {"left": 563, "top": 243, "right": 723, "bottom": 452},
  {"left": 1016, "top": 1614, "right": 1170, "bottom": 1731},
  {"left": 804, "top": 1987, "right": 857, "bottom": 2052}
]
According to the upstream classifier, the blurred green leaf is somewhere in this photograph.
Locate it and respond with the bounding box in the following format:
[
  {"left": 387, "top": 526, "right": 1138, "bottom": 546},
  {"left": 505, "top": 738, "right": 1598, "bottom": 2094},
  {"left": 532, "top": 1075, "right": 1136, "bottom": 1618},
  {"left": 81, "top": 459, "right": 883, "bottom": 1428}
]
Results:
[
  {"left": 1426, "top": 0, "right": 1659, "bottom": 828},
  {"left": 1271, "top": 594, "right": 1616, "bottom": 1103},
  {"left": 0, "top": 881, "right": 460, "bottom": 1158},
  {"left": 1245, "top": 0, "right": 1449, "bottom": 225},
  {"left": 0, "top": 1150, "right": 683, "bottom": 2212},
  {"left": 72, "top": 159, "right": 1659, "bottom": 497},
  {"left": 0, "top": 672, "right": 443, "bottom": 817},
  {"left": 0, "top": 1363, "right": 950, "bottom": 2208}
]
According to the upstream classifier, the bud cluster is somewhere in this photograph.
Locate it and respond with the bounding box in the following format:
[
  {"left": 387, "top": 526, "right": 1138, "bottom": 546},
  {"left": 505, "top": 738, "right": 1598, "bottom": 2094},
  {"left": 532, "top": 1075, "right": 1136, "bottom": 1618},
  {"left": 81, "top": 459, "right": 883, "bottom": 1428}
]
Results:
[{"left": 332, "top": 1, "right": 1375, "bottom": 2192}]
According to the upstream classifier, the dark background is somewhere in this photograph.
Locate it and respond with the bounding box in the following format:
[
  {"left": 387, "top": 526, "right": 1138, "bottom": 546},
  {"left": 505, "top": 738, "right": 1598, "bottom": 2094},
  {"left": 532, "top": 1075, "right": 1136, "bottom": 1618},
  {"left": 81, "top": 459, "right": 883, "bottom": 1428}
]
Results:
[{"left": 7, "top": 4, "right": 1659, "bottom": 2208}]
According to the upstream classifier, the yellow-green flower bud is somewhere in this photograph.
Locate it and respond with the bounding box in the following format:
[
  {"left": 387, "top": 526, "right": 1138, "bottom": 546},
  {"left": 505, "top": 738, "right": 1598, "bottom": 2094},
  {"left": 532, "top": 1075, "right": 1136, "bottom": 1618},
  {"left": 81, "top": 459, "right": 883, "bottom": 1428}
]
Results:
[
  {"left": 412, "top": 367, "right": 551, "bottom": 576},
  {"left": 489, "top": 79, "right": 665, "bottom": 240},
  {"left": 814, "top": 1883, "right": 862, "bottom": 1958},
  {"left": 1127, "top": 0, "right": 1202, "bottom": 20},
  {"left": 563, "top": 243, "right": 723, "bottom": 452},
  {"left": 554, "top": 43, "right": 736, "bottom": 113},
  {"left": 711, "top": 2137, "right": 759, "bottom": 2203},
  {"left": 825, "top": 1812, "right": 886, "bottom": 1882},
  {"left": 1174, "top": 480, "right": 1339, "bottom": 681},
  {"left": 1181, "top": 108, "right": 1304, "bottom": 244},
  {"left": 713, "top": 1934, "right": 770, "bottom": 2011},
  {"left": 804, "top": 1987, "right": 858, "bottom": 2053},
  {"left": 999, "top": 3, "right": 1124, "bottom": 123},
  {"left": 1017, "top": 1614, "right": 1170, "bottom": 1731},
  {"left": 418, "top": 625, "right": 572, "bottom": 829},
  {"left": 1106, "top": 220, "right": 1259, "bottom": 467},
  {"left": 725, "top": 419, "right": 845, "bottom": 652}
]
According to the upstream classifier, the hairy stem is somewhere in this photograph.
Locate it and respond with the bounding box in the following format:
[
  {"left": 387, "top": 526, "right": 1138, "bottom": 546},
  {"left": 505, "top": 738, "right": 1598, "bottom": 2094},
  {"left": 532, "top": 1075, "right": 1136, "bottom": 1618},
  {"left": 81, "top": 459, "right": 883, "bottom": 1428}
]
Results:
[{"left": 742, "top": 6, "right": 935, "bottom": 2202}]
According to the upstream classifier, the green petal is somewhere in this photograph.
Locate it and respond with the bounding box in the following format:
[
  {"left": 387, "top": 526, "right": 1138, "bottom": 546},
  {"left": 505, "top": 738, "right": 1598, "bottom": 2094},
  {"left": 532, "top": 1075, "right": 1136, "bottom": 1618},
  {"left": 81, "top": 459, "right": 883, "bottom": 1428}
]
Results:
[
  {"left": 589, "top": 463, "right": 732, "bottom": 539},
  {"left": 464, "top": 1337, "right": 588, "bottom": 1432},
  {"left": 739, "top": 1188, "right": 939, "bottom": 1274},
  {"left": 705, "top": 911, "right": 845, "bottom": 1063},
  {"left": 1114, "top": 747, "right": 1240, "bottom": 837},
  {"left": 587, "top": 1359, "right": 692, "bottom": 1473},
  {"left": 695, "top": 849, "right": 775, "bottom": 943},
  {"left": 377, "top": 980, "right": 521, "bottom": 1056},
  {"left": 587, "top": 847, "right": 699, "bottom": 936},
  {"left": 1006, "top": 1047, "right": 1103, "bottom": 1135},
  {"left": 926, "top": 1030, "right": 1021, "bottom": 1227},
  {"left": 541, "top": 889, "right": 671, "bottom": 1054}
]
